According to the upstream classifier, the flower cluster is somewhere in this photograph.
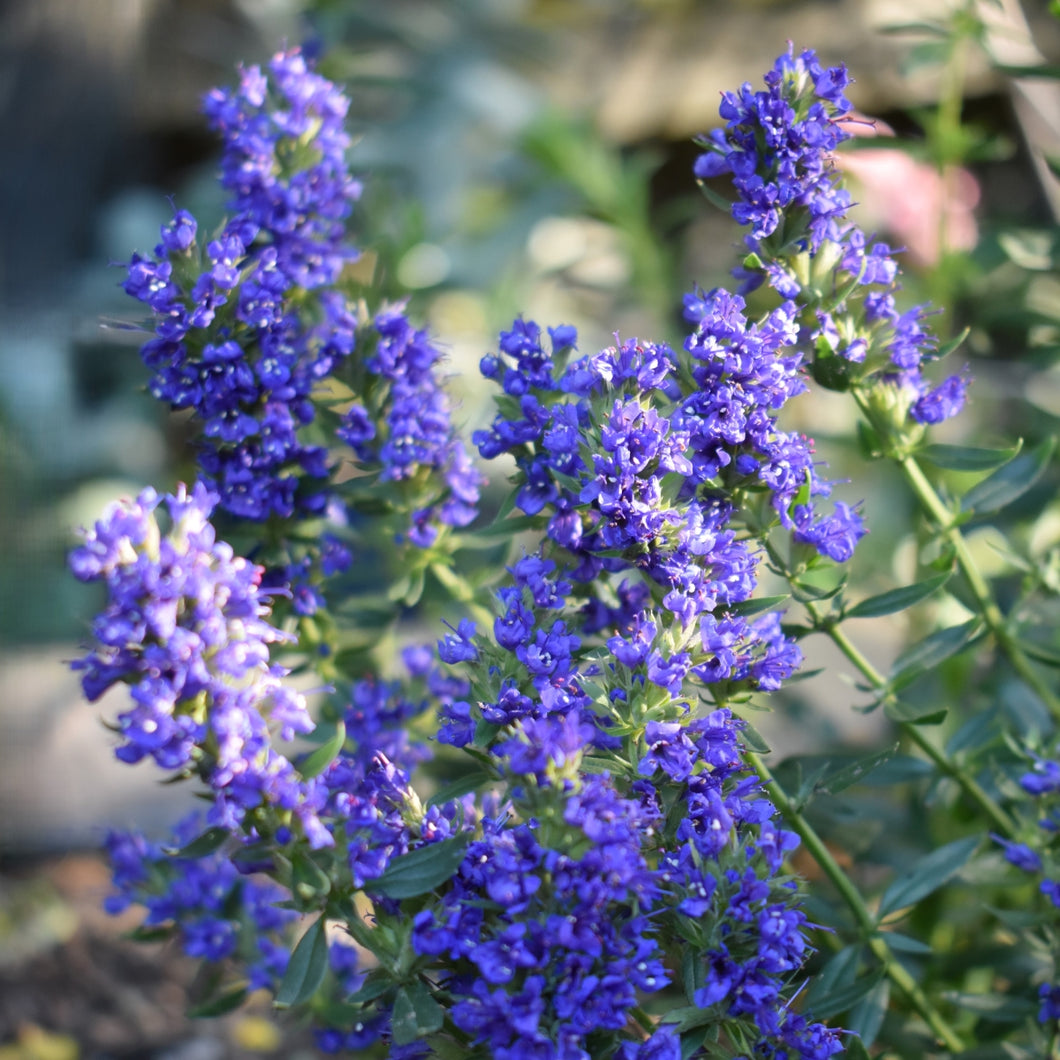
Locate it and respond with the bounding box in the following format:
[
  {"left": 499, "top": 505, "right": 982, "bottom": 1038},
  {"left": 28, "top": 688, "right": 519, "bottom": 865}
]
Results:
[
  {"left": 424, "top": 596, "right": 844, "bottom": 1058},
  {"left": 693, "top": 45, "right": 967, "bottom": 426},
  {"left": 124, "top": 50, "right": 361, "bottom": 521},
  {"left": 105, "top": 816, "right": 296, "bottom": 988},
  {"left": 337, "top": 305, "right": 482, "bottom": 546},
  {"left": 69, "top": 481, "right": 320, "bottom": 834},
  {"left": 471, "top": 306, "right": 860, "bottom": 698}
]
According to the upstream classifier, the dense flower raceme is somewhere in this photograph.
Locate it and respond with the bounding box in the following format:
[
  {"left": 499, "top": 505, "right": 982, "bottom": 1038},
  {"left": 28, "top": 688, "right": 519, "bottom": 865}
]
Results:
[
  {"left": 70, "top": 483, "right": 468, "bottom": 861},
  {"left": 105, "top": 816, "right": 298, "bottom": 988},
  {"left": 471, "top": 311, "right": 862, "bottom": 696},
  {"left": 693, "top": 45, "right": 968, "bottom": 426},
  {"left": 336, "top": 304, "right": 483, "bottom": 548},
  {"left": 123, "top": 50, "right": 361, "bottom": 522},
  {"left": 123, "top": 48, "right": 481, "bottom": 546},
  {"left": 69, "top": 481, "right": 324, "bottom": 836},
  {"left": 415, "top": 567, "right": 845, "bottom": 1059}
]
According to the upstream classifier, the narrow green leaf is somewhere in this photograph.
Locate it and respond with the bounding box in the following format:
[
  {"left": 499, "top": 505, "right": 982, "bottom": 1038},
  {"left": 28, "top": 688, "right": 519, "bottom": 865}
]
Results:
[
  {"left": 298, "top": 720, "right": 346, "bottom": 780},
  {"left": 941, "top": 991, "right": 1037, "bottom": 1020},
  {"left": 857, "top": 419, "right": 883, "bottom": 460},
  {"left": 729, "top": 594, "right": 790, "bottom": 618},
  {"left": 468, "top": 513, "right": 543, "bottom": 540},
  {"left": 881, "top": 931, "right": 932, "bottom": 955},
  {"left": 890, "top": 618, "right": 980, "bottom": 687},
  {"left": 345, "top": 974, "right": 394, "bottom": 1006},
  {"left": 844, "top": 572, "right": 950, "bottom": 619},
  {"left": 960, "top": 437, "right": 1056, "bottom": 515},
  {"left": 946, "top": 708, "right": 1000, "bottom": 756},
  {"left": 809, "top": 972, "right": 884, "bottom": 1021},
  {"left": 369, "top": 835, "right": 471, "bottom": 900},
  {"left": 884, "top": 700, "right": 948, "bottom": 726},
  {"left": 936, "top": 326, "right": 970, "bottom": 360},
  {"left": 805, "top": 945, "right": 862, "bottom": 1012},
  {"left": 187, "top": 983, "right": 248, "bottom": 1019},
  {"left": 661, "top": 1005, "right": 717, "bottom": 1032},
  {"left": 126, "top": 925, "right": 175, "bottom": 943},
  {"left": 819, "top": 745, "right": 900, "bottom": 795},
  {"left": 995, "top": 63, "right": 1060, "bottom": 79},
  {"left": 1017, "top": 640, "right": 1060, "bottom": 668},
  {"left": 843, "top": 1037, "right": 873, "bottom": 1060},
  {"left": 391, "top": 987, "right": 420, "bottom": 1046},
  {"left": 697, "top": 180, "right": 735, "bottom": 212},
  {"left": 274, "top": 916, "right": 328, "bottom": 1008},
  {"left": 739, "top": 720, "right": 771, "bottom": 754},
  {"left": 876, "top": 836, "right": 979, "bottom": 920},
  {"left": 920, "top": 442, "right": 1021, "bottom": 472},
  {"left": 878, "top": 20, "right": 948, "bottom": 36},
  {"left": 680, "top": 1027, "right": 709, "bottom": 1060},
  {"left": 848, "top": 979, "right": 890, "bottom": 1048},
  {"left": 164, "top": 826, "right": 230, "bottom": 859}
]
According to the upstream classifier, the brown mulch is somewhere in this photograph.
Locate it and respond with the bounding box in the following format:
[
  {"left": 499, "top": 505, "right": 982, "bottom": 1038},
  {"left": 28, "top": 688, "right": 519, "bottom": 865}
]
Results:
[{"left": 0, "top": 856, "right": 314, "bottom": 1060}]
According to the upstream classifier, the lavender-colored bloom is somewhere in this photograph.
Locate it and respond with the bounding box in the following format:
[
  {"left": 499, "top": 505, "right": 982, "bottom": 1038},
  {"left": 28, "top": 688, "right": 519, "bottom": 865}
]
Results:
[
  {"left": 70, "top": 482, "right": 323, "bottom": 837},
  {"left": 698, "top": 47, "right": 968, "bottom": 428},
  {"left": 911, "top": 372, "right": 969, "bottom": 425}
]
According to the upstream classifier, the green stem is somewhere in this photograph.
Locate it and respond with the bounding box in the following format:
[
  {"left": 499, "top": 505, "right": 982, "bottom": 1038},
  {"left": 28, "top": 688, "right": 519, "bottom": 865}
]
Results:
[
  {"left": 748, "top": 751, "right": 967, "bottom": 1054},
  {"left": 897, "top": 452, "right": 1060, "bottom": 718},
  {"left": 818, "top": 611, "right": 1016, "bottom": 836}
]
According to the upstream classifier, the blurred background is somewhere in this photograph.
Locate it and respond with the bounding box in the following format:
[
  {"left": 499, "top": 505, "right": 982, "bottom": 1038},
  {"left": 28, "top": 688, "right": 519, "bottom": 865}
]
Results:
[{"left": 2, "top": 0, "right": 1060, "bottom": 1055}]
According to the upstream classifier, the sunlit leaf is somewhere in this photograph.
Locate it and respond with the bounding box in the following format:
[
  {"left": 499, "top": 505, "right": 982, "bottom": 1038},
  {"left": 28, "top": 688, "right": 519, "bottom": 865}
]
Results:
[
  {"left": 919, "top": 442, "right": 1020, "bottom": 472},
  {"left": 845, "top": 572, "right": 951, "bottom": 619},
  {"left": 369, "top": 835, "right": 471, "bottom": 900},
  {"left": 960, "top": 437, "right": 1055, "bottom": 515}
]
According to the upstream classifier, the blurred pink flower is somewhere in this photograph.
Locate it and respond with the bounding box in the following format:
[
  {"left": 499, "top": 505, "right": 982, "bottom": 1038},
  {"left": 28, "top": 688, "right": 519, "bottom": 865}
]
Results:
[{"left": 838, "top": 148, "right": 980, "bottom": 267}]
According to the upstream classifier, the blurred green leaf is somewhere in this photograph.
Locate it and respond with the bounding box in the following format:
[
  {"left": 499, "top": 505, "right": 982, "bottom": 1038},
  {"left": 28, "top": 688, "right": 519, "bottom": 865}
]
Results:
[
  {"left": 845, "top": 572, "right": 951, "bottom": 618},
  {"left": 881, "top": 931, "right": 932, "bottom": 955},
  {"left": 920, "top": 442, "right": 1021, "bottom": 472},
  {"left": 996, "top": 63, "right": 1060, "bottom": 79},
  {"left": 187, "top": 983, "right": 248, "bottom": 1019},
  {"left": 960, "top": 438, "right": 1055, "bottom": 515},
  {"left": 392, "top": 981, "right": 445, "bottom": 1045},
  {"left": 298, "top": 720, "right": 347, "bottom": 780},
  {"left": 818, "top": 745, "right": 901, "bottom": 795},
  {"left": 730, "top": 594, "right": 790, "bottom": 618},
  {"left": 164, "top": 826, "right": 229, "bottom": 860},
  {"left": 885, "top": 700, "right": 949, "bottom": 726},
  {"left": 848, "top": 978, "right": 890, "bottom": 1048},
  {"left": 292, "top": 850, "right": 332, "bottom": 902},
  {"left": 877, "top": 836, "right": 979, "bottom": 920},
  {"left": 809, "top": 971, "right": 884, "bottom": 1022},
  {"left": 275, "top": 916, "right": 328, "bottom": 1008},
  {"left": 1016, "top": 640, "right": 1060, "bottom": 668},
  {"left": 890, "top": 619, "right": 981, "bottom": 688}
]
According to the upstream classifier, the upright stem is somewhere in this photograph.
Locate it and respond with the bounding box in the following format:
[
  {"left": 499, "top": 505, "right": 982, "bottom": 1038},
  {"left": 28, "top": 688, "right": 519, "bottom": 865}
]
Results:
[
  {"left": 897, "top": 453, "right": 1060, "bottom": 718},
  {"left": 748, "top": 751, "right": 967, "bottom": 1054},
  {"left": 819, "top": 613, "right": 1016, "bottom": 835}
]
